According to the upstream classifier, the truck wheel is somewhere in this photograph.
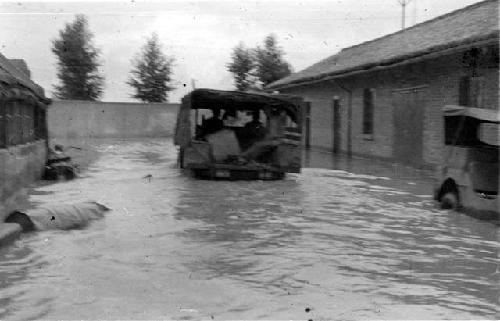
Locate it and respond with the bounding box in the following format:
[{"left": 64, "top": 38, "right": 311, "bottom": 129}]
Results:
[{"left": 440, "top": 191, "right": 459, "bottom": 210}]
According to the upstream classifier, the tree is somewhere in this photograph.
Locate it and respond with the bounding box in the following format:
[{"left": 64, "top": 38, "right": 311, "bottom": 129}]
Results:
[
  {"left": 226, "top": 34, "right": 292, "bottom": 91},
  {"left": 127, "top": 33, "right": 175, "bottom": 103},
  {"left": 254, "top": 34, "right": 292, "bottom": 87},
  {"left": 52, "top": 15, "right": 104, "bottom": 100},
  {"left": 227, "top": 42, "right": 255, "bottom": 91}
]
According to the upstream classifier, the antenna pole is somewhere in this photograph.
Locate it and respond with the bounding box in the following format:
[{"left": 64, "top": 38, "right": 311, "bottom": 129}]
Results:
[{"left": 398, "top": 0, "right": 412, "bottom": 29}]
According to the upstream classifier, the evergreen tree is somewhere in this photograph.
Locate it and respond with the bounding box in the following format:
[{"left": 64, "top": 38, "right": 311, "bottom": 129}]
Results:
[
  {"left": 127, "top": 33, "right": 175, "bottom": 103},
  {"left": 52, "top": 15, "right": 104, "bottom": 100},
  {"left": 254, "top": 34, "right": 292, "bottom": 87},
  {"left": 227, "top": 42, "right": 255, "bottom": 91},
  {"left": 227, "top": 35, "right": 292, "bottom": 91}
]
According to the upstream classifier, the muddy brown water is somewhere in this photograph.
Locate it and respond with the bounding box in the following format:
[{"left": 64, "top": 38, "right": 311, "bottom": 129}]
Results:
[{"left": 0, "top": 139, "right": 498, "bottom": 320}]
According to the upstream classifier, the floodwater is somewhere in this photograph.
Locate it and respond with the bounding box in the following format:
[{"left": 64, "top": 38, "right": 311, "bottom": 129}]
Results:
[{"left": 0, "top": 139, "right": 498, "bottom": 320}]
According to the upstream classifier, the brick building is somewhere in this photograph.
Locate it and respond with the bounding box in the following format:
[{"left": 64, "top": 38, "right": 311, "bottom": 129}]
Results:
[
  {"left": 268, "top": 0, "right": 499, "bottom": 168},
  {"left": 0, "top": 52, "right": 50, "bottom": 220},
  {"left": 0, "top": 54, "right": 49, "bottom": 147}
]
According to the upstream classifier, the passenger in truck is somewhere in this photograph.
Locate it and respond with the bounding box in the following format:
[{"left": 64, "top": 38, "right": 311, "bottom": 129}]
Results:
[{"left": 199, "top": 108, "right": 223, "bottom": 138}]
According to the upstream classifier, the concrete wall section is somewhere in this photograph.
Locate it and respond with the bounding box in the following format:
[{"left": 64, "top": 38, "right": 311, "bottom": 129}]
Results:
[
  {"left": 0, "top": 140, "right": 47, "bottom": 221},
  {"left": 48, "top": 100, "right": 180, "bottom": 139},
  {"left": 286, "top": 82, "right": 347, "bottom": 152}
]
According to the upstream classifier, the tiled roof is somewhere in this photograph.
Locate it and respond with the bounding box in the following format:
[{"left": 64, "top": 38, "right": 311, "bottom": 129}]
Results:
[
  {"left": 0, "top": 52, "right": 47, "bottom": 100},
  {"left": 268, "top": 0, "right": 499, "bottom": 89},
  {"left": 8, "top": 59, "right": 31, "bottom": 78}
]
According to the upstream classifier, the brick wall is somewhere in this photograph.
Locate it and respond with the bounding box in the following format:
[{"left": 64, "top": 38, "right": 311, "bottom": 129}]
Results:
[{"left": 280, "top": 47, "right": 499, "bottom": 168}]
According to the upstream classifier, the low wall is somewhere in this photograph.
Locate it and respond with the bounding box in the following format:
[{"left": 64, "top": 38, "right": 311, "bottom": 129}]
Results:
[
  {"left": 48, "top": 100, "right": 180, "bottom": 139},
  {"left": 0, "top": 140, "right": 47, "bottom": 221}
]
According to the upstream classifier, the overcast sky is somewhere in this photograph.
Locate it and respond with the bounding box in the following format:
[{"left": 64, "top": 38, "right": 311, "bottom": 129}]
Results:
[{"left": 0, "top": 0, "right": 483, "bottom": 103}]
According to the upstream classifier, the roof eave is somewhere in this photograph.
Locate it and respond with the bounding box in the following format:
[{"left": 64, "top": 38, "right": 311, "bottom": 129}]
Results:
[{"left": 268, "top": 33, "right": 499, "bottom": 91}]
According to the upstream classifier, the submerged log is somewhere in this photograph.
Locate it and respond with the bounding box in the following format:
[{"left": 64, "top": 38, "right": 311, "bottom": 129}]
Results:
[{"left": 4, "top": 202, "right": 110, "bottom": 232}]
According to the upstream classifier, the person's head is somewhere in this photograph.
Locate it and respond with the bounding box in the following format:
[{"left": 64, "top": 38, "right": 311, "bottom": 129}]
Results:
[{"left": 212, "top": 108, "right": 221, "bottom": 118}]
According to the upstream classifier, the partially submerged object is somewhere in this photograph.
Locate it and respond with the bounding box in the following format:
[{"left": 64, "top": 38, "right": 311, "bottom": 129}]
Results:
[
  {"left": 174, "top": 89, "right": 305, "bottom": 180},
  {"left": 4, "top": 201, "right": 110, "bottom": 232},
  {"left": 434, "top": 105, "right": 499, "bottom": 220},
  {"left": 43, "top": 144, "right": 78, "bottom": 180}
]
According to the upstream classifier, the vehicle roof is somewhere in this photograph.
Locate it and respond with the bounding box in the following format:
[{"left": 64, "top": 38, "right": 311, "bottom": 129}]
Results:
[
  {"left": 182, "top": 88, "right": 303, "bottom": 119},
  {"left": 443, "top": 105, "right": 500, "bottom": 123}
]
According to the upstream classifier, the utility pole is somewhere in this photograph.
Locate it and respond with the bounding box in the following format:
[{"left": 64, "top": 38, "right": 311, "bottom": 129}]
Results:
[
  {"left": 398, "top": 0, "right": 412, "bottom": 29},
  {"left": 412, "top": 0, "right": 417, "bottom": 25}
]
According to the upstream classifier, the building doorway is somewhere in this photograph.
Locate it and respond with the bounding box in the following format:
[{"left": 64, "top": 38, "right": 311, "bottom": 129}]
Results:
[{"left": 392, "top": 87, "right": 426, "bottom": 166}]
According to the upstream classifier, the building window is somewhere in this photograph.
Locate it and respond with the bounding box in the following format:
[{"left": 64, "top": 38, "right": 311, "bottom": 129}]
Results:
[
  {"left": 363, "top": 88, "right": 374, "bottom": 135},
  {"left": 459, "top": 76, "right": 483, "bottom": 108}
]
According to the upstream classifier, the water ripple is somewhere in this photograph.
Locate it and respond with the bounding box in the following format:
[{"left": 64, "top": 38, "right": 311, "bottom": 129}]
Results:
[{"left": 0, "top": 138, "right": 497, "bottom": 319}]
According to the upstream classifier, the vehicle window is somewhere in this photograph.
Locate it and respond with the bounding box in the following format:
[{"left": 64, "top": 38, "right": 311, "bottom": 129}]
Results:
[
  {"left": 445, "top": 116, "right": 481, "bottom": 146},
  {"left": 479, "top": 123, "right": 500, "bottom": 146}
]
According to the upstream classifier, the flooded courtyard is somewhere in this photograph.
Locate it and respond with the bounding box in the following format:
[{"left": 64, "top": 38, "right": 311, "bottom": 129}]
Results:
[{"left": 0, "top": 139, "right": 498, "bottom": 320}]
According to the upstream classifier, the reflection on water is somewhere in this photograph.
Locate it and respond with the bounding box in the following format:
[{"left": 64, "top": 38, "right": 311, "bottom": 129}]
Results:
[{"left": 0, "top": 139, "right": 498, "bottom": 320}]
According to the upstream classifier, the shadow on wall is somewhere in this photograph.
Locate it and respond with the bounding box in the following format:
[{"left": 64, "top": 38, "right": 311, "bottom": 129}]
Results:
[{"left": 48, "top": 100, "right": 180, "bottom": 139}]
